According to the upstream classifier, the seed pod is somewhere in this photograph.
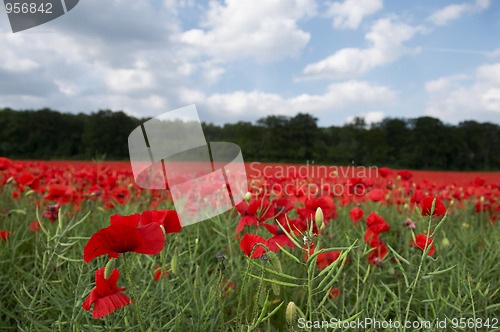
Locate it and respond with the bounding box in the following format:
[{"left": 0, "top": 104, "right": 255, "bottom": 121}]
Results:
[
  {"left": 267, "top": 251, "right": 282, "bottom": 273},
  {"left": 104, "top": 258, "right": 115, "bottom": 279},
  {"left": 171, "top": 247, "right": 179, "bottom": 275},
  {"left": 271, "top": 277, "right": 280, "bottom": 296},
  {"left": 286, "top": 302, "right": 297, "bottom": 325}
]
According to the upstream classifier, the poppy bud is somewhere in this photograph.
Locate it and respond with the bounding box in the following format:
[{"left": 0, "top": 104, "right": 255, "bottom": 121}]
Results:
[
  {"left": 104, "top": 258, "right": 115, "bottom": 279},
  {"left": 333, "top": 171, "right": 338, "bottom": 177},
  {"left": 442, "top": 237, "right": 450, "bottom": 248},
  {"left": 480, "top": 196, "right": 485, "bottom": 203},
  {"left": 315, "top": 207, "right": 323, "bottom": 228},
  {"left": 171, "top": 247, "right": 179, "bottom": 275},
  {"left": 267, "top": 251, "right": 282, "bottom": 273},
  {"left": 6, "top": 176, "right": 13, "bottom": 184},
  {"left": 286, "top": 302, "right": 297, "bottom": 325},
  {"left": 244, "top": 192, "right": 252, "bottom": 203}
]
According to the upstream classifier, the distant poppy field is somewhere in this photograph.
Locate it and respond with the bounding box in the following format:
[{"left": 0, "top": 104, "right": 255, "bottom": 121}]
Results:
[{"left": 0, "top": 157, "right": 499, "bottom": 331}]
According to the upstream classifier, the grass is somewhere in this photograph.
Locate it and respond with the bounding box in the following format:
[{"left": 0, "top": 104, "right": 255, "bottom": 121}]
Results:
[{"left": 0, "top": 183, "right": 499, "bottom": 331}]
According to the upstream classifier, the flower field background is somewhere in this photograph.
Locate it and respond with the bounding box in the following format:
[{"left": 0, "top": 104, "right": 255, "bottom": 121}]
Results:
[{"left": 0, "top": 157, "right": 499, "bottom": 331}]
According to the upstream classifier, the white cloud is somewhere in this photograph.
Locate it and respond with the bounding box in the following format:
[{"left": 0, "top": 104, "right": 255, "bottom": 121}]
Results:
[
  {"left": 180, "top": 80, "right": 396, "bottom": 122},
  {"left": 180, "top": 0, "right": 316, "bottom": 62},
  {"left": 425, "top": 62, "right": 500, "bottom": 123},
  {"left": 344, "top": 111, "right": 385, "bottom": 125},
  {"left": 427, "top": 0, "right": 490, "bottom": 26},
  {"left": 424, "top": 74, "right": 468, "bottom": 93},
  {"left": 327, "top": 0, "right": 383, "bottom": 29},
  {"left": 300, "top": 18, "right": 424, "bottom": 80}
]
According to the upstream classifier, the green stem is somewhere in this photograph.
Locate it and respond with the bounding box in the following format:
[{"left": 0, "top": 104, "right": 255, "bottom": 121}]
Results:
[
  {"left": 252, "top": 266, "right": 266, "bottom": 324},
  {"left": 122, "top": 254, "right": 144, "bottom": 332}
]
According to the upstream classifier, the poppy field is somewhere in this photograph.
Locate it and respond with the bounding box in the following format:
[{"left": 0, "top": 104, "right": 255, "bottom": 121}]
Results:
[{"left": 0, "top": 157, "right": 500, "bottom": 331}]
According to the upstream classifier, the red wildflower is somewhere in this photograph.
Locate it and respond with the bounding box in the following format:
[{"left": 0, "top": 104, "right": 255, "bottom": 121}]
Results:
[
  {"left": 368, "top": 189, "right": 385, "bottom": 202},
  {"left": 0, "top": 157, "right": 12, "bottom": 171},
  {"left": 328, "top": 287, "right": 340, "bottom": 299},
  {"left": 263, "top": 223, "right": 296, "bottom": 251},
  {"left": 397, "top": 170, "right": 413, "bottom": 181},
  {"left": 1, "top": 230, "right": 13, "bottom": 241},
  {"left": 411, "top": 234, "right": 435, "bottom": 256},
  {"left": 41, "top": 204, "right": 59, "bottom": 223},
  {"left": 111, "top": 186, "right": 131, "bottom": 205},
  {"left": 239, "top": 233, "right": 266, "bottom": 258},
  {"left": 83, "top": 213, "right": 165, "bottom": 263},
  {"left": 366, "top": 212, "right": 391, "bottom": 234},
  {"left": 378, "top": 167, "right": 391, "bottom": 178},
  {"left": 349, "top": 207, "right": 364, "bottom": 227},
  {"left": 29, "top": 221, "right": 42, "bottom": 232},
  {"left": 44, "top": 184, "right": 75, "bottom": 205},
  {"left": 154, "top": 265, "right": 169, "bottom": 281},
  {"left": 420, "top": 197, "right": 446, "bottom": 217},
  {"left": 316, "top": 251, "right": 341, "bottom": 270},
  {"left": 298, "top": 196, "right": 336, "bottom": 223},
  {"left": 139, "top": 209, "right": 182, "bottom": 234},
  {"left": 368, "top": 242, "right": 388, "bottom": 267},
  {"left": 82, "top": 267, "right": 132, "bottom": 319},
  {"left": 235, "top": 199, "right": 274, "bottom": 233}
]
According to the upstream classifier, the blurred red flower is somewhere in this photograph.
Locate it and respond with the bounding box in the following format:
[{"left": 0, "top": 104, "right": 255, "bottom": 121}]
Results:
[
  {"left": 411, "top": 234, "right": 435, "bottom": 256},
  {"left": 29, "top": 221, "right": 42, "bottom": 232},
  {"left": 1, "top": 230, "right": 13, "bottom": 241},
  {"left": 349, "top": 207, "right": 364, "bottom": 227},
  {"left": 366, "top": 212, "right": 391, "bottom": 234},
  {"left": 82, "top": 267, "right": 132, "bottom": 319},
  {"left": 328, "top": 287, "right": 340, "bottom": 299},
  {"left": 420, "top": 197, "right": 446, "bottom": 217},
  {"left": 154, "top": 265, "right": 169, "bottom": 281}
]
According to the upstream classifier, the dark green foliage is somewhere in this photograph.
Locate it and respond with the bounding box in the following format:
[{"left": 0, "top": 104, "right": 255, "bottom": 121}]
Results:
[{"left": 0, "top": 108, "right": 499, "bottom": 170}]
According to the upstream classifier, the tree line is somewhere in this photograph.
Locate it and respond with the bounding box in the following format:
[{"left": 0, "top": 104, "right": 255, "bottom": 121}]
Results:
[{"left": 0, "top": 108, "right": 499, "bottom": 170}]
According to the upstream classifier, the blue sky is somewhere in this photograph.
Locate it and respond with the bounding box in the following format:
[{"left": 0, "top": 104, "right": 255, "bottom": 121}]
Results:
[{"left": 0, "top": 0, "right": 499, "bottom": 126}]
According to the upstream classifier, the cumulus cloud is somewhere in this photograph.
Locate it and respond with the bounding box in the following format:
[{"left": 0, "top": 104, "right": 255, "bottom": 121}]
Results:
[
  {"left": 180, "top": 80, "right": 396, "bottom": 123},
  {"left": 427, "top": 0, "right": 490, "bottom": 26},
  {"left": 180, "top": 0, "right": 316, "bottom": 62},
  {"left": 425, "top": 62, "right": 500, "bottom": 123},
  {"left": 300, "top": 18, "right": 424, "bottom": 80},
  {"left": 327, "top": 0, "right": 383, "bottom": 29},
  {"left": 424, "top": 74, "right": 468, "bottom": 93}
]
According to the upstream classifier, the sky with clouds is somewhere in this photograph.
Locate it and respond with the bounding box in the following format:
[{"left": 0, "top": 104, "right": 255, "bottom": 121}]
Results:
[{"left": 0, "top": 0, "right": 499, "bottom": 126}]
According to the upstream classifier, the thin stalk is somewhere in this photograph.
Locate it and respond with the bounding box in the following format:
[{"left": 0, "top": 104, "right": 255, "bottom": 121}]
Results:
[{"left": 122, "top": 254, "right": 144, "bottom": 332}]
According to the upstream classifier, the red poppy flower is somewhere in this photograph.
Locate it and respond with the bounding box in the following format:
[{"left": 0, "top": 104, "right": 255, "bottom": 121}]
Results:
[
  {"left": 364, "top": 229, "right": 379, "bottom": 247},
  {"left": 29, "top": 221, "right": 42, "bottom": 232},
  {"left": 368, "top": 242, "right": 388, "bottom": 267},
  {"left": 316, "top": 251, "right": 341, "bottom": 270},
  {"left": 83, "top": 213, "right": 165, "bottom": 263},
  {"left": 411, "top": 234, "right": 435, "bottom": 256},
  {"left": 139, "top": 209, "right": 182, "bottom": 234},
  {"left": 298, "top": 196, "right": 336, "bottom": 222},
  {"left": 0, "top": 157, "right": 12, "bottom": 171},
  {"left": 368, "top": 189, "right": 385, "bottom": 202},
  {"left": 82, "top": 267, "right": 132, "bottom": 319},
  {"left": 235, "top": 199, "right": 274, "bottom": 233},
  {"left": 154, "top": 265, "right": 169, "bottom": 281},
  {"left": 378, "top": 167, "right": 391, "bottom": 178},
  {"left": 41, "top": 204, "right": 59, "bottom": 223},
  {"left": 263, "top": 223, "right": 296, "bottom": 251},
  {"left": 366, "top": 212, "right": 391, "bottom": 234},
  {"left": 328, "top": 287, "right": 340, "bottom": 299},
  {"left": 397, "top": 170, "right": 413, "bottom": 181},
  {"left": 239, "top": 233, "right": 266, "bottom": 258},
  {"left": 111, "top": 186, "right": 131, "bottom": 205},
  {"left": 420, "top": 197, "right": 446, "bottom": 217},
  {"left": 349, "top": 207, "right": 364, "bottom": 227},
  {"left": 44, "top": 184, "right": 76, "bottom": 205},
  {"left": 1, "top": 230, "right": 13, "bottom": 242}
]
